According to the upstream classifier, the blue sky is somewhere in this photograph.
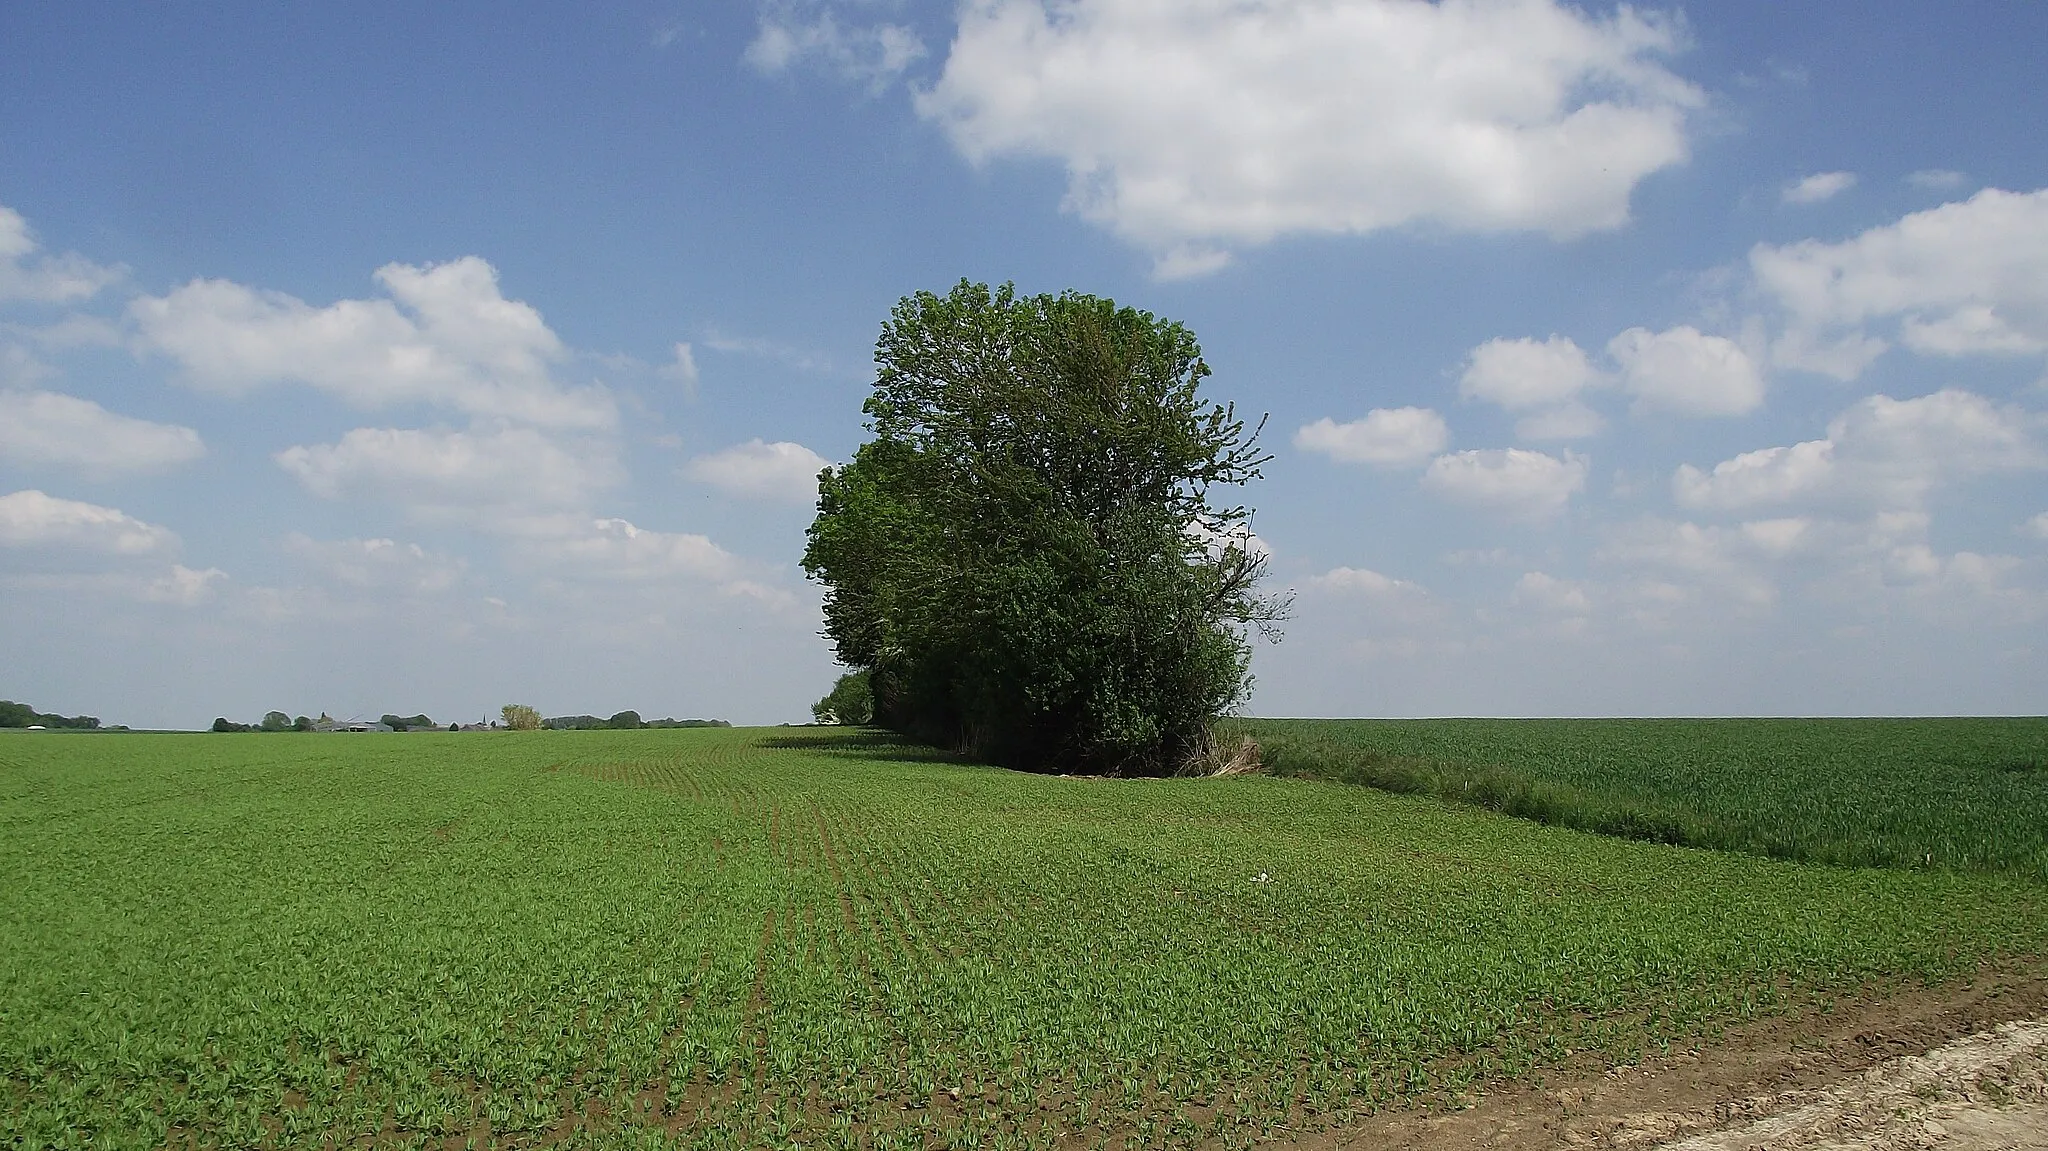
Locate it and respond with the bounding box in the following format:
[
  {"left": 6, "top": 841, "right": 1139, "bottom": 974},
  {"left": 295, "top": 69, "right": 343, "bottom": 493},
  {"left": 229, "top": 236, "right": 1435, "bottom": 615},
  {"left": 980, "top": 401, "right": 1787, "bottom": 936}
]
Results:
[{"left": 3, "top": 1, "right": 2045, "bottom": 727}]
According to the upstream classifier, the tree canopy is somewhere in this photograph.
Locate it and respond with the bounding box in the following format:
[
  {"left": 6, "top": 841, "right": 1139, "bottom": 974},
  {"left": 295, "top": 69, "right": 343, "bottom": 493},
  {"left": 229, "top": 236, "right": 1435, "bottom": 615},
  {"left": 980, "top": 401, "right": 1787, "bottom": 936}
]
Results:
[
  {"left": 1, "top": 700, "right": 100, "bottom": 729},
  {"left": 804, "top": 281, "right": 1284, "bottom": 776},
  {"left": 812, "top": 670, "right": 874, "bottom": 726}
]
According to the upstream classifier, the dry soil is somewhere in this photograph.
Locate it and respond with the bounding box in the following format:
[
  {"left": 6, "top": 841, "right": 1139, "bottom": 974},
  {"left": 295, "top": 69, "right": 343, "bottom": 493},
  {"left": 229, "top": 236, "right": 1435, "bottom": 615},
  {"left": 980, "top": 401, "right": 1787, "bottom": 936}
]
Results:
[{"left": 1292, "top": 968, "right": 2048, "bottom": 1151}]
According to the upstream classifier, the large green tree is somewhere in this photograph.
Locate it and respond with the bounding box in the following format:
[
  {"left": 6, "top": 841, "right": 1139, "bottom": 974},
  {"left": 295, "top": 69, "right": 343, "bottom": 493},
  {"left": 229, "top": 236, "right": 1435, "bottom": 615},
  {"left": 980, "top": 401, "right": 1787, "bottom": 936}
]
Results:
[{"left": 804, "top": 281, "right": 1285, "bottom": 776}]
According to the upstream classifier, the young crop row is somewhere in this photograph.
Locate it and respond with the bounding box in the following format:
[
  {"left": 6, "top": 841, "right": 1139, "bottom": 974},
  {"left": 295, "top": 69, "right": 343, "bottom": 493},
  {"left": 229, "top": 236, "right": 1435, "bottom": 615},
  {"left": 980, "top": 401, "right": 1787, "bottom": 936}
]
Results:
[
  {"left": 1233, "top": 717, "right": 2048, "bottom": 880},
  {"left": 4, "top": 726, "right": 2047, "bottom": 1148}
]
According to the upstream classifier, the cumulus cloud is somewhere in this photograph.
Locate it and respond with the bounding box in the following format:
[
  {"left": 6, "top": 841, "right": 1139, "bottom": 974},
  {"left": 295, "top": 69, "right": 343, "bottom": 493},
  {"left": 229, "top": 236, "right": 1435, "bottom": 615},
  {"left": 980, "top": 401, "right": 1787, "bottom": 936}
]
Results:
[
  {"left": 1595, "top": 517, "right": 1794, "bottom": 607},
  {"left": 507, "top": 515, "right": 797, "bottom": 609},
  {"left": 1293, "top": 407, "right": 1448, "bottom": 466},
  {"left": 2024, "top": 512, "right": 2048, "bottom": 541},
  {"left": 284, "top": 533, "right": 465, "bottom": 595},
  {"left": 1597, "top": 510, "right": 2040, "bottom": 623},
  {"left": 1514, "top": 402, "right": 1605, "bottom": 440},
  {"left": 530, "top": 516, "right": 742, "bottom": 583},
  {"left": 1752, "top": 187, "right": 2048, "bottom": 378},
  {"left": 1421, "top": 447, "right": 1587, "bottom": 519},
  {"left": 685, "top": 438, "right": 832, "bottom": 503},
  {"left": 1460, "top": 335, "right": 1602, "bottom": 410},
  {"left": 745, "top": 4, "right": 927, "bottom": 90},
  {"left": 917, "top": 0, "right": 1701, "bottom": 274},
  {"left": 1510, "top": 570, "right": 1590, "bottom": 613},
  {"left": 1309, "top": 565, "right": 1423, "bottom": 597},
  {"left": 275, "top": 426, "right": 622, "bottom": 516},
  {"left": 1673, "top": 389, "right": 2041, "bottom": 512},
  {"left": 144, "top": 564, "right": 227, "bottom": 606},
  {"left": 1606, "top": 325, "right": 1764, "bottom": 416},
  {"left": 0, "top": 205, "right": 124, "bottom": 304},
  {"left": 0, "top": 390, "right": 206, "bottom": 476},
  {"left": 0, "top": 489, "right": 178, "bottom": 555},
  {"left": 131, "top": 257, "right": 616, "bottom": 429},
  {"left": 1457, "top": 335, "right": 1608, "bottom": 439},
  {"left": 1781, "top": 171, "right": 1855, "bottom": 205}
]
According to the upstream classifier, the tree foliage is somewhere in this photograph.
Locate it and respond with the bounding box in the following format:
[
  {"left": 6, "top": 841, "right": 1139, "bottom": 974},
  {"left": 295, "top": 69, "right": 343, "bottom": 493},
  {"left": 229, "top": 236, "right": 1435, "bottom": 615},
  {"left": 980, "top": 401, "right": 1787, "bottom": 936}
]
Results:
[
  {"left": 804, "top": 281, "right": 1285, "bottom": 776},
  {"left": 1, "top": 700, "right": 100, "bottom": 729},
  {"left": 500, "top": 704, "right": 542, "bottom": 731},
  {"left": 812, "top": 670, "right": 874, "bottom": 726}
]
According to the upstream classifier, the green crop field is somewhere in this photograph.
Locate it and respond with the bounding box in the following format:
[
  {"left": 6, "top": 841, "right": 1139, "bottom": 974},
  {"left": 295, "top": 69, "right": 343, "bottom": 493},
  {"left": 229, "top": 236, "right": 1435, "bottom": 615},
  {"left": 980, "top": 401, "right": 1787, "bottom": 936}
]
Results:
[
  {"left": 1232, "top": 718, "right": 2048, "bottom": 879},
  {"left": 5, "top": 726, "right": 2047, "bottom": 1149}
]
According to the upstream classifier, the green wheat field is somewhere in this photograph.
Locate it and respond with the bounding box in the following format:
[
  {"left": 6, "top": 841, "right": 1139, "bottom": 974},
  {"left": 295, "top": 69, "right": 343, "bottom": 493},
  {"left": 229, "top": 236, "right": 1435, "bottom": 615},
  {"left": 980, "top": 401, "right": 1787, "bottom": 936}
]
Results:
[{"left": 5, "top": 721, "right": 2048, "bottom": 1149}]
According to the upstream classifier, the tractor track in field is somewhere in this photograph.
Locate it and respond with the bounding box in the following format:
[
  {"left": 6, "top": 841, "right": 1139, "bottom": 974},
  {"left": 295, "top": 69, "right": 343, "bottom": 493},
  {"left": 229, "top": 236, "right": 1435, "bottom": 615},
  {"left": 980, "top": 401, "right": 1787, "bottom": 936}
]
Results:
[{"left": 1304, "top": 968, "right": 2048, "bottom": 1151}]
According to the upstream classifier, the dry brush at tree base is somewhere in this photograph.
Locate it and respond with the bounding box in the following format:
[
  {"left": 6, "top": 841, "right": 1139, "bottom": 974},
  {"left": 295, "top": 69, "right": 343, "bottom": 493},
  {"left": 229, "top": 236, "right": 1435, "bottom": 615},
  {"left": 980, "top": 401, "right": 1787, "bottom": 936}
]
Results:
[{"left": 4, "top": 725, "right": 2048, "bottom": 1148}]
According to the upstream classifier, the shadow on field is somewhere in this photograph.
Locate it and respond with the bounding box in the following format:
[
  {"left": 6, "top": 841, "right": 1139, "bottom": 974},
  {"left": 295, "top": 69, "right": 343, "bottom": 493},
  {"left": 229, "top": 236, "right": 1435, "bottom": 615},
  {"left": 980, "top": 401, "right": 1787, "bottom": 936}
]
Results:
[{"left": 760, "top": 728, "right": 970, "bottom": 766}]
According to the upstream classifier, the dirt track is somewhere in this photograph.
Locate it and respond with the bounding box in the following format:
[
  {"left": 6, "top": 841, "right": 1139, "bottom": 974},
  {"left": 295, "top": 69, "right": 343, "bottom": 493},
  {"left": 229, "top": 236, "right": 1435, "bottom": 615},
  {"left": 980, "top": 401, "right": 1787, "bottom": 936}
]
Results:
[{"left": 1289, "top": 969, "right": 2048, "bottom": 1151}]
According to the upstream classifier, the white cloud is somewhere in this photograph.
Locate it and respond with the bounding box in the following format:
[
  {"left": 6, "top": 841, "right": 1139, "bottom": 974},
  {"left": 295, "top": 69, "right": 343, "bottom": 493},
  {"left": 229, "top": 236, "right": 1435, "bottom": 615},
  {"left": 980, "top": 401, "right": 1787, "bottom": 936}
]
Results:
[
  {"left": 1674, "top": 439, "right": 1835, "bottom": 510},
  {"left": 1421, "top": 447, "right": 1587, "bottom": 519},
  {"left": 144, "top": 564, "right": 226, "bottom": 606},
  {"left": 0, "top": 489, "right": 177, "bottom": 555},
  {"left": 2023, "top": 512, "right": 2048, "bottom": 541},
  {"left": 1511, "top": 570, "right": 1590, "bottom": 613},
  {"left": 746, "top": 5, "right": 926, "bottom": 91},
  {"left": 275, "top": 426, "right": 621, "bottom": 516},
  {"left": 685, "top": 438, "right": 831, "bottom": 503},
  {"left": 1309, "top": 566, "right": 1422, "bottom": 597},
  {"left": 917, "top": 0, "right": 1701, "bottom": 274},
  {"left": 1293, "top": 407, "right": 1447, "bottom": 466},
  {"left": 1907, "top": 169, "right": 1967, "bottom": 191},
  {"left": 0, "top": 205, "right": 123, "bottom": 304},
  {"left": 1674, "top": 389, "right": 2040, "bottom": 512},
  {"left": 1606, "top": 325, "right": 1764, "bottom": 417},
  {"left": 1515, "top": 402, "right": 1605, "bottom": 440},
  {"left": 284, "top": 534, "right": 465, "bottom": 595},
  {"left": 132, "top": 257, "right": 617, "bottom": 429},
  {"left": 660, "top": 341, "right": 700, "bottom": 393},
  {"left": 0, "top": 390, "right": 206, "bottom": 476},
  {"left": 1752, "top": 187, "right": 2048, "bottom": 378},
  {"left": 551, "top": 516, "right": 740, "bottom": 582},
  {"left": 1781, "top": 171, "right": 1855, "bottom": 205},
  {"left": 1460, "top": 335, "right": 1601, "bottom": 410},
  {"left": 1595, "top": 517, "right": 1818, "bottom": 608},
  {"left": 1189, "top": 519, "right": 1272, "bottom": 561},
  {"left": 1600, "top": 525, "right": 1755, "bottom": 608},
  {"left": 512, "top": 516, "right": 794, "bottom": 607}
]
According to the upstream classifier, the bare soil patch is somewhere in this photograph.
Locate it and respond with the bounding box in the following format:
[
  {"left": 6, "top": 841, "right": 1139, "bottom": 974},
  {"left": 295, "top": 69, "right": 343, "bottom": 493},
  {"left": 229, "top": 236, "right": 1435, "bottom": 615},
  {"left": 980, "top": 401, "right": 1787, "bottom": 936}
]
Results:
[{"left": 1292, "top": 964, "right": 2048, "bottom": 1151}]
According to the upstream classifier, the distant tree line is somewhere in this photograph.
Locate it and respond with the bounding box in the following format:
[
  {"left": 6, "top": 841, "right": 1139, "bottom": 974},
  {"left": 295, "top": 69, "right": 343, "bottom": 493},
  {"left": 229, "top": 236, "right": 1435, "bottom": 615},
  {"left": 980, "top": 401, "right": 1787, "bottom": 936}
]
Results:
[
  {"left": 214, "top": 712, "right": 316, "bottom": 732},
  {"left": 540, "top": 711, "right": 731, "bottom": 730},
  {"left": 211, "top": 710, "right": 428, "bottom": 732},
  {"left": 0, "top": 700, "right": 101, "bottom": 729},
  {"left": 202, "top": 705, "right": 734, "bottom": 733}
]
